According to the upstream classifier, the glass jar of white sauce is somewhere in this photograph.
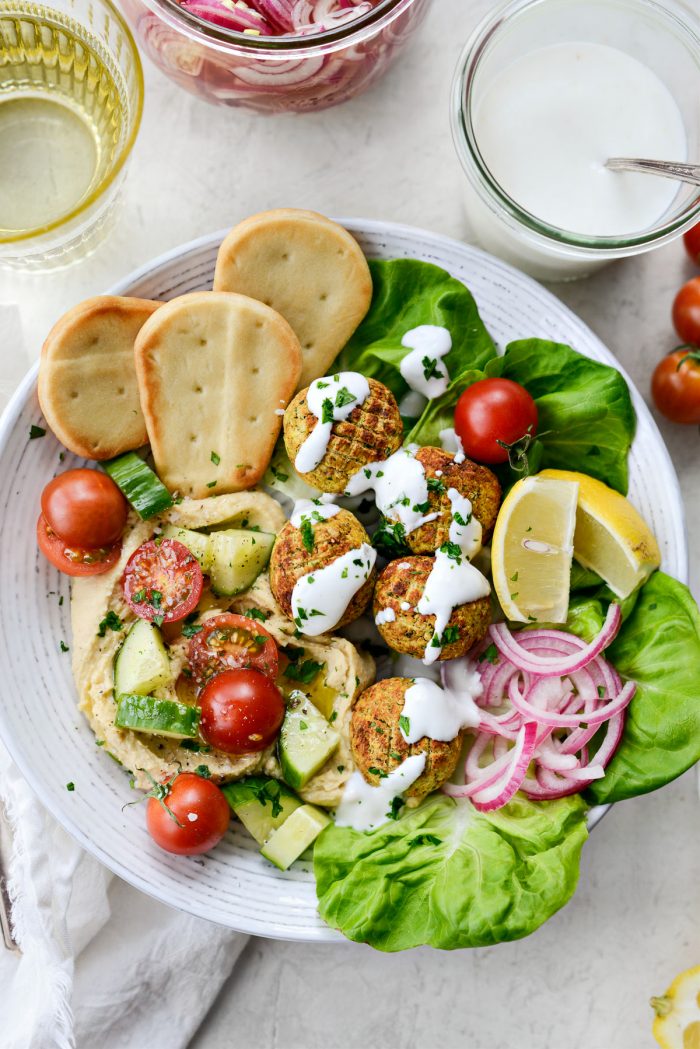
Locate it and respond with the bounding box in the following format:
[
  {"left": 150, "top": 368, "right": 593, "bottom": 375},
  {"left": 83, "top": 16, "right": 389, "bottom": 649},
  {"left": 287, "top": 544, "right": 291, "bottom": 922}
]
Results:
[{"left": 451, "top": 0, "right": 700, "bottom": 281}]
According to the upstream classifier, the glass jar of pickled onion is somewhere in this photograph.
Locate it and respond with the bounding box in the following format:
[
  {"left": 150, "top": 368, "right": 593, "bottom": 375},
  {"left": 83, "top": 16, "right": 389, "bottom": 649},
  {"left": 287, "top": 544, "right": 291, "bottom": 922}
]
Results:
[{"left": 121, "top": 0, "right": 430, "bottom": 112}]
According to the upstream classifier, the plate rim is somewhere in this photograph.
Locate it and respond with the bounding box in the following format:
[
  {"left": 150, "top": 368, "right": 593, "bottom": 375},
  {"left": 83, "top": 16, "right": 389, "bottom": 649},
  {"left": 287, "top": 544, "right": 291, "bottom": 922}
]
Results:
[{"left": 0, "top": 218, "right": 688, "bottom": 941}]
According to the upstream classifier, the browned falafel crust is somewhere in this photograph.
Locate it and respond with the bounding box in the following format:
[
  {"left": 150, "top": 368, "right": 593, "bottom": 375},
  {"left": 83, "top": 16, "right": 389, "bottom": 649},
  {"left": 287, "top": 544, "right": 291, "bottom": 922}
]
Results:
[
  {"left": 283, "top": 377, "right": 403, "bottom": 493},
  {"left": 351, "top": 677, "right": 464, "bottom": 800},
  {"left": 269, "top": 508, "right": 376, "bottom": 629},
  {"left": 401, "top": 446, "right": 501, "bottom": 554},
  {"left": 373, "top": 555, "right": 491, "bottom": 661}
]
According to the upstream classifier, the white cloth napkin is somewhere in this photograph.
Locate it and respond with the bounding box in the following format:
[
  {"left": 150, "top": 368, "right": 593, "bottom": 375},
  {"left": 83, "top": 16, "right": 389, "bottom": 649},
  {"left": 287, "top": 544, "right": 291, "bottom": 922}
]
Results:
[{"left": 0, "top": 306, "right": 249, "bottom": 1049}]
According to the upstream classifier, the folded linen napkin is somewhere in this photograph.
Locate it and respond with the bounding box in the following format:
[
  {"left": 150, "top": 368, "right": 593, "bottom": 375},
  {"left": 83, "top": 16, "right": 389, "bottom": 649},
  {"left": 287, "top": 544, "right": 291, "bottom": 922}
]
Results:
[{"left": 0, "top": 307, "right": 249, "bottom": 1049}]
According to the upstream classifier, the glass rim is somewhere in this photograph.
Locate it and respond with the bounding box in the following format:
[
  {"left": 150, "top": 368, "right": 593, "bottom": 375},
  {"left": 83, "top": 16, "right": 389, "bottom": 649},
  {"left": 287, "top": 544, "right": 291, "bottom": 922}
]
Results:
[
  {"left": 451, "top": 0, "right": 700, "bottom": 254},
  {"left": 0, "top": 0, "right": 144, "bottom": 245},
  {"left": 141, "top": 0, "right": 416, "bottom": 53}
]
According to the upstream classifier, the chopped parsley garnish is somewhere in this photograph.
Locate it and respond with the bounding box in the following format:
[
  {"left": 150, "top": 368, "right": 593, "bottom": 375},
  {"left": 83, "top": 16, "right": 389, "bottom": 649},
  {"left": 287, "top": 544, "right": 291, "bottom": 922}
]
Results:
[
  {"left": 430, "top": 634, "right": 442, "bottom": 648},
  {"left": 182, "top": 620, "right": 203, "bottom": 638},
  {"left": 372, "top": 517, "right": 410, "bottom": 558},
  {"left": 421, "top": 356, "right": 443, "bottom": 382},
  {"left": 181, "top": 739, "right": 211, "bottom": 753},
  {"left": 206, "top": 480, "right": 217, "bottom": 489},
  {"left": 439, "top": 541, "right": 462, "bottom": 562},
  {"left": 248, "top": 608, "right": 269, "bottom": 622},
  {"left": 334, "top": 387, "right": 357, "bottom": 410},
  {"left": 479, "top": 643, "right": 499, "bottom": 665},
  {"left": 427, "top": 477, "right": 446, "bottom": 495},
  {"left": 410, "top": 834, "right": 441, "bottom": 846},
  {"left": 29, "top": 424, "right": 46, "bottom": 439},
  {"left": 441, "top": 626, "right": 460, "bottom": 645},
  {"left": 249, "top": 779, "right": 284, "bottom": 818},
  {"left": 153, "top": 614, "right": 164, "bottom": 628},
  {"left": 150, "top": 590, "right": 163, "bottom": 609},
  {"left": 194, "top": 765, "right": 211, "bottom": 779},
  {"left": 58, "top": 595, "right": 64, "bottom": 607},
  {"left": 453, "top": 510, "right": 472, "bottom": 527},
  {"left": 341, "top": 566, "right": 348, "bottom": 579},
  {"left": 300, "top": 517, "right": 315, "bottom": 553},
  {"left": 59, "top": 640, "right": 69, "bottom": 652},
  {"left": 316, "top": 381, "right": 329, "bottom": 389},
  {"left": 210, "top": 451, "right": 220, "bottom": 465},
  {"left": 299, "top": 720, "right": 308, "bottom": 731},
  {"left": 66, "top": 782, "right": 75, "bottom": 792},
  {"left": 59, "top": 452, "right": 65, "bottom": 462},
  {"left": 510, "top": 571, "right": 519, "bottom": 582},
  {"left": 271, "top": 465, "right": 289, "bottom": 483},
  {"left": 368, "top": 767, "right": 388, "bottom": 779},
  {"left": 412, "top": 500, "right": 430, "bottom": 514},
  {"left": 337, "top": 765, "right": 345, "bottom": 774},
  {"left": 321, "top": 397, "right": 335, "bottom": 424},
  {"left": 387, "top": 796, "right": 404, "bottom": 820},
  {"left": 399, "top": 714, "right": 411, "bottom": 736},
  {"left": 97, "top": 610, "right": 123, "bottom": 637},
  {"left": 329, "top": 711, "right": 338, "bottom": 723},
  {"left": 253, "top": 635, "right": 268, "bottom": 646},
  {"left": 364, "top": 468, "right": 372, "bottom": 479}
]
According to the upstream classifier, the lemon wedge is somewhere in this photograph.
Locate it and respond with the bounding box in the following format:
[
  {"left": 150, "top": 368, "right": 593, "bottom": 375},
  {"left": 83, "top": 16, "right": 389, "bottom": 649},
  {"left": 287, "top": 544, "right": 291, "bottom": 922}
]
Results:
[
  {"left": 540, "top": 469, "right": 661, "bottom": 598},
  {"left": 491, "top": 475, "right": 578, "bottom": 623},
  {"left": 651, "top": 964, "right": 700, "bottom": 1049}
]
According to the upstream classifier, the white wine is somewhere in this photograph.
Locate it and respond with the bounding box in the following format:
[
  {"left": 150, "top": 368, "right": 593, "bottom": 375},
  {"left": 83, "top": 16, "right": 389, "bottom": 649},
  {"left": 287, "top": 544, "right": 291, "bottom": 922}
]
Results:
[{"left": 0, "top": 5, "right": 128, "bottom": 237}]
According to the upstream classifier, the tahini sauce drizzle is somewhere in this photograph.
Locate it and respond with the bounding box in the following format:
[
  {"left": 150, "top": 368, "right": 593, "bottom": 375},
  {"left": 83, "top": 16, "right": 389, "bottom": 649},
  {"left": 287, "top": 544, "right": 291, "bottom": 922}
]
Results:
[
  {"left": 291, "top": 544, "right": 376, "bottom": 637},
  {"left": 399, "top": 675, "right": 482, "bottom": 744},
  {"left": 335, "top": 755, "right": 427, "bottom": 832},
  {"left": 295, "top": 372, "right": 370, "bottom": 474}
]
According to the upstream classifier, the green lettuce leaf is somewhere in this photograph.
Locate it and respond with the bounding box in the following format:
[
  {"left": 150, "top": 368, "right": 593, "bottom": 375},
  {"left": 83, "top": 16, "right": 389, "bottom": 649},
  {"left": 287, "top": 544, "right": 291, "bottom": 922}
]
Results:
[
  {"left": 407, "top": 339, "right": 636, "bottom": 494},
  {"left": 334, "top": 259, "right": 496, "bottom": 427},
  {"left": 314, "top": 793, "right": 588, "bottom": 952},
  {"left": 586, "top": 571, "right": 700, "bottom": 804}
]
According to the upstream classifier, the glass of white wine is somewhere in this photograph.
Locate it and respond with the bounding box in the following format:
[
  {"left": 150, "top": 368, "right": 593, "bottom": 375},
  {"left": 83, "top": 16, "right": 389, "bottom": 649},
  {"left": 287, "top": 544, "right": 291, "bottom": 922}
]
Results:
[{"left": 0, "top": 0, "right": 144, "bottom": 269}]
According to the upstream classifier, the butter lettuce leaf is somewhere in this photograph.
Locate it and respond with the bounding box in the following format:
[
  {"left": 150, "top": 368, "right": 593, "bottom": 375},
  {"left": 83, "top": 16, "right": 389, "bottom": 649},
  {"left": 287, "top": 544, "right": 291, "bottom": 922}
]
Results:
[
  {"left": 334, "top": 259, "right": 496, "bottom": 427},
  {"left": 407, "top": 339, "right": 636, "bottom": 494},
  {"left": 314, "top": 793, "right": 588, "bottom": 951},
  {"left": 586, "top": 571, "right": 700, "bottom": 804}
]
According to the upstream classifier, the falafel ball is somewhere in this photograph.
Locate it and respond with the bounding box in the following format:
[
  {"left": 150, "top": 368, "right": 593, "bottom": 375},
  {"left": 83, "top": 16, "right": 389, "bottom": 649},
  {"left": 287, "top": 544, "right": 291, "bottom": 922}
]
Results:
[
  {"left": 373, "top": 556, "right": 491, "bottom": 661},
  {"left": 283, "top": 377, "right": 403, "bottom": 493},
  {"left": 269, "top": 508, "right": 376, "bottom": 630},
  {"left": 399, "top": 447, "right": 501, "bottom": 554},
  {"left": 351, "top": 677, "right": 463, "bottom": 801}
]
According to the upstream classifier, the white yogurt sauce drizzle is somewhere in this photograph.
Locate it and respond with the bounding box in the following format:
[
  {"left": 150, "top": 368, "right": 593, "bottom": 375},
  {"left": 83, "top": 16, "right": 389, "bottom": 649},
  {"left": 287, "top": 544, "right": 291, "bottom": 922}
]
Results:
[
  {"left": 417, "top": 550, "right": 491, "bottom": 665},
  {"left": 345, "top": 444, "right": 439, "bottom": 535},
  {"left": 295, "top": 371, "right": 370, "bottom": 474},
  {"left": 447, "top": 487, "right": 482, "bottom": 560},
  {"left": 290, "top": 497, "right": 339, "bottom": 529},
  {"left": 291, "top": 543, "right": 376, "bottom": 637},
  {"left": 399, "top": 675, "right": 482, "bottom": 744},
  {"left": 375, "top": 607, "right": 396, "bottom": 626},
  {"left": 439, "top": 427, "right": 466, "bottom": 464},
  {"left": 400, "top": 326, "right": 452, "bottom": 400},
  {"left": 335, "top": 755, "right": 427, "bottom": 832}
]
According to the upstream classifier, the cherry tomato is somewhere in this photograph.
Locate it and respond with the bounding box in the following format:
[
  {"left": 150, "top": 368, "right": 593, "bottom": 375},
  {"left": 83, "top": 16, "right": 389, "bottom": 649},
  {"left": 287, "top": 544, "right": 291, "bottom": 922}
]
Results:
[
  {"left": 454, "top": 378, "right": 538, "bottom": 464},
  {"left": 672, "top": 277, "right": 700, "bottom": 345},
  {"left": 123, "top": 539, "right": 203, "bottom": 623},
  {"left": 41, "top": 469, "right": 127, "bottom": 549},
  {"left": 146, "top": 773, "right": 230, "bottom": 856},
  {"left": 189, "top": 613, "right": 279, "bottom": 684},
  {"left": 651, "top": 348, "right": 700, "bottom": 424},
  {"left": 683, "top": 223, "right": 700, "bottom": 266},
  {"left": 198, "top": 669, "right": 285, "bottom": 754},
  {"left": 36, "top": 514, "right": 121, "bottom": 576}
]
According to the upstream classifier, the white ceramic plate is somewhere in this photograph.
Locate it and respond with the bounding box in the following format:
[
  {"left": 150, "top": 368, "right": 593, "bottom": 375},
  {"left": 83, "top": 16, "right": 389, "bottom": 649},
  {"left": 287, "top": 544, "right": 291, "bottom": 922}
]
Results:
[{"left": 0, "top": 221, "right": 688, "bottom": 942}]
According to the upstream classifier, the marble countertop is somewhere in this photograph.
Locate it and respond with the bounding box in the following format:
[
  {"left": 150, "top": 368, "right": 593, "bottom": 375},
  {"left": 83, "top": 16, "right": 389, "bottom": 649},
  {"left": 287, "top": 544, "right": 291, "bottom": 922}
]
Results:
[{"left": 2, "top": 1, "right": 698, "bottom": 1045}]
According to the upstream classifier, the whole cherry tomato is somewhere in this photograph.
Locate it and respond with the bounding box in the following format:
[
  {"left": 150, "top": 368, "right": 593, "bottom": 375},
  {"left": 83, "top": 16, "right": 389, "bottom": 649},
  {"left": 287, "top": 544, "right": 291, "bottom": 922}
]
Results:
[
  {"left": 41, "top": 469, "right": 127, "bottom": 549},
  {"left": 683, "top": 223, "right": 700, "bottom": 266},
  {"left": 198, "top": 669, "right": 285, "bottom": 754},
  {"left": 454, "top": 378, "right": 538, "bottom": 464},
  {"left": 672, "top": 277, "right": 700, "bottom": 346},
  {"left": 651, "top": 348, "right": 700, "bottom": 425},
  {"left": 146, "top": 772, "right": 230, "bottom": 856}
]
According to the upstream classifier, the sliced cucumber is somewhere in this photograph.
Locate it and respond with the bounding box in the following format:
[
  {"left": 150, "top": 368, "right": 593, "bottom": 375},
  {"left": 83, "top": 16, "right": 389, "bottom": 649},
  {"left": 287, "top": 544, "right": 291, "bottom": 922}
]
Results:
[
  {"left": 160, "top": 524, "right": 213, "bottom": 572},
  {"left": 261, "top": 804, "right": 330, "bottom": 871},
  {"left": 279, "top": 694, "right": 340, "bottom": 790},
  {"left": 103, "top": 452, "right": 173, "bottom": 519},
  {"left": 114, "top": 620, "right": 171, "bottom": 696},
  {"left": 115, "top": 694, "right": 200, "bottom": 739},
  {"left": 209, "top": 529, "right": 275, "bottom": 597},
  {"left": 223, "top": 776, "right": 301, "bottom": 845}
]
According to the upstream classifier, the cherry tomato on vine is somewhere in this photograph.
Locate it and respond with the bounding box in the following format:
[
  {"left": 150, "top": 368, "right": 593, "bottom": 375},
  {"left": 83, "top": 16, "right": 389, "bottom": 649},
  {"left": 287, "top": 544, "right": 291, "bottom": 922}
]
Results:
[
  {"left": 198, "top": 668, "right": 285, "bottom": 754},
  {"left": 36, "top": 514, "right": 122, "bottom": 577},
  {"left": 123, "top": 539, "right": 203, "bottom": 624},
  {"left": 651, "top": 348, "right": 700, "bottom": 425},
  {"left": 41, "top": 469, "right": 127, "bottom": 549},
  {"left": 188, "top": 613, "right": 279, "bottom": 684},
  {"left": 672, "top": 277, "right": 700, "bottom": 346},
  {"left": 146, "top": 772, "right": 230, "bottom": 856},
  {"left": 454, "top": 378, "right": 538, "bottom": 464},
  {"left": 683, "top": 223, "right": 700, "bottom": 266}
]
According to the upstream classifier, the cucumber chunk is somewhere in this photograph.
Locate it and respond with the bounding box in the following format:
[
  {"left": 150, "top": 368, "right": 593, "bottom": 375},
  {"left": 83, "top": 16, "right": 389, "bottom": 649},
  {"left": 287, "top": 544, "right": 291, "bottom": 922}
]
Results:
[
  {"left": 279, "top": 694, "right": 340, "bottom": 790},
  {"left": 223, "top": 776, "right": 302, "bottom": 845},
  {"left": 209, "top": 529, "right": 275, "bottom": 597},
  {"left": 114, "top": 620, "right": 171, "bottom": 696},
  {"left": 115, "top": 694, "right": 200, "bottom": 739},
  {"left": 103, "top": 453, "right": 173, "bottom": 519},
  {"left": 160, "top": 524, "right": 213, "bottom": 572},
  {"left": 261, "top": 805, "right": 330, "bottom": 871}
]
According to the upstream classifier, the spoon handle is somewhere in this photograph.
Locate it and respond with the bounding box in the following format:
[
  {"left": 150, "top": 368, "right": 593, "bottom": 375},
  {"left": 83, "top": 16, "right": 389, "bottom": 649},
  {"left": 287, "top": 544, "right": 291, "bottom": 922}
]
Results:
[{"left": 606, "top": 157, "right": 700, "bottom": 188}]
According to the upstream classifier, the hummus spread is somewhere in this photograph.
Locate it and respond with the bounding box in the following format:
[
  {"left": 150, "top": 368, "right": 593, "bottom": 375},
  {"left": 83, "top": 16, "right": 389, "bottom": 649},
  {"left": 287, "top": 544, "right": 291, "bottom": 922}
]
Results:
[{"left": 71, "top": 491, "right": 374, "bottom": 804}]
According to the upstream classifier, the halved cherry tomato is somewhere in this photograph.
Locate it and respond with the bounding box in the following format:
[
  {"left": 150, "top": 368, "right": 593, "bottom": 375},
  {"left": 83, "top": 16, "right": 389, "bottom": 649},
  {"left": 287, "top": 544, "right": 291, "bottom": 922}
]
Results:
[
  {"left": 41, "top": 469, "right": 127, "bottom": 549},
  {"left": 146, "top": 772, "right": 230, "bottom": 856},
  {"left": 188, "top": 613, "right": 279, "bottom": 684},
  {"left": 36, "top": 514, "right": 121, "bottom": 577},
  {"left": 651, "top": 348, "right": 700, "bottom": 424},
  {"left": 672, "top": 277, "right": 700, "bottom": 346},
  {"left": 454, "top": 378, "right": 538, "bottom": 464},
  {"left": 683, "top": 223, "right": 700, "bottom": 266},
  {"left": 123, "top": 539, "right": 203, "bottom": 623},
  {"left": 198, "top": 669, "right": 285, "bottom": 754}
]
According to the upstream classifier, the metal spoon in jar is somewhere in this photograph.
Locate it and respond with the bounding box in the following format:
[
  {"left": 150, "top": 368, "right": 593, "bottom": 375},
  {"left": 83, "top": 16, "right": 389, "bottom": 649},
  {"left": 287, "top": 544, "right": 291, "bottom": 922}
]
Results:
[{"left": 605, "top": 157, "right": 700, "bottom": 187}]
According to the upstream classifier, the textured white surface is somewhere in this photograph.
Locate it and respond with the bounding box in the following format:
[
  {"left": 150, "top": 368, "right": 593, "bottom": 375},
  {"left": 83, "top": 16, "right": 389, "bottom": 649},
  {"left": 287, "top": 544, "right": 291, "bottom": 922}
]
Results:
[{"left": 0, "top": 0, "right": 698, "bottom": 1045}]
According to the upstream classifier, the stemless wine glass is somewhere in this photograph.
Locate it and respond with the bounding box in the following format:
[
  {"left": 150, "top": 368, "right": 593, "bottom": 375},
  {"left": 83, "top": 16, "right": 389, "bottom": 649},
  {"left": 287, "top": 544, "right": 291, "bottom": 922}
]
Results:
[{"left": 0, "top": 0, "right": 143, "bottom": 270}]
